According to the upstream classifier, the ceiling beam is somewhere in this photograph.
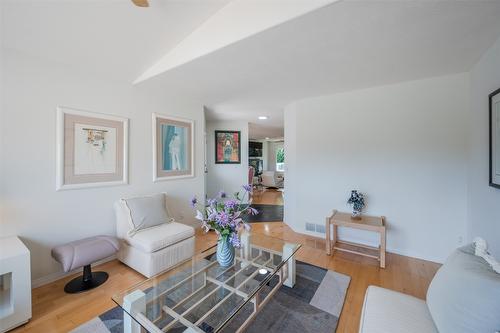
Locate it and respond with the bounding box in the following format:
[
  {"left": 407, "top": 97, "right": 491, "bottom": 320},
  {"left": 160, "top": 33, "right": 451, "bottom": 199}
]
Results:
[{"left": 134, "top": 0, "right": 339, "bottom": 84}]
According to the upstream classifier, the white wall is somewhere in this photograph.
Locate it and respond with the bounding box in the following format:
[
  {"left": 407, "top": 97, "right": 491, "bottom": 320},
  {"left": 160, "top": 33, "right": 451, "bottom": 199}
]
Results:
[
  {"left": 0, "top": 6, "right": 5, "bottom": 230},
  {"left": 285, "top": 73, "right": 469, "bottom": 263},
  {"left": 267, "top": 141, "right": 284, "bottom": 172},
  {"left": 262, "top": 140, "right": 269, "bottom": 171},
  {"left": 467, "top": 36, "right": 500, "bottom": 258},
  {"left": 206, "top": 120, "right": 249, "bottom": 200},
  {"left": 0, "top": 49, "right": 206, "bottom": 284}
]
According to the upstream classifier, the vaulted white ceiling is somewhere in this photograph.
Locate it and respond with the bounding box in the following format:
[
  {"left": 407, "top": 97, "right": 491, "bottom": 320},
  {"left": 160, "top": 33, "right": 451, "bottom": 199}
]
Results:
[
  {"left": 134, "top": 0, "right": 338, "bottom": 83},
  {"left": 1, "top": 0, "right": 232, "bottom": 81},
  {"left": 3, "top": 0, "right": 500, "bottom": 140}
]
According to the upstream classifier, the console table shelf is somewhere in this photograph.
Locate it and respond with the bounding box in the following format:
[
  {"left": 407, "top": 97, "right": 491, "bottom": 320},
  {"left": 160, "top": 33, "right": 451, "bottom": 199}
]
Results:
[
  {"left": 0, "top": 236, "right": 31, "bottom": 332},
  {"left": 325, "top": 210, "right": 386, "bottom": 268}
]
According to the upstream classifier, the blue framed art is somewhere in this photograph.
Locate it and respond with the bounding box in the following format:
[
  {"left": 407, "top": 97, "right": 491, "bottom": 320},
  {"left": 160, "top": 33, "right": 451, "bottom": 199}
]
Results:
[{"left": 153, "top": 113, "right": 194, "bottom": 181}]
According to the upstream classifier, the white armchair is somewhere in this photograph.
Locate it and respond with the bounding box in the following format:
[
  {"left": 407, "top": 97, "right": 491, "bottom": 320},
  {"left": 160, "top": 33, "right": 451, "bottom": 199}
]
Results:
[
  {"left": 261, "top": 171, "right": 276, "bottom": 188},
  {"left": 114, "top": 193, "right": 195, "bottom": 278},
  {"left": 261, "top": 171, "right": 284, "bottom": 188}
]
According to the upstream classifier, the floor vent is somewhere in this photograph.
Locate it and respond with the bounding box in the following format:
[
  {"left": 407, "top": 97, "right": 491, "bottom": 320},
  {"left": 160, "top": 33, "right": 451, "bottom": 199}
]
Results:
[
  {"left": 305, "top": 223, "right": 325, "bottom": 233},
  {"left": 315, "top": 224, "right": 325, "bottom": 234}
]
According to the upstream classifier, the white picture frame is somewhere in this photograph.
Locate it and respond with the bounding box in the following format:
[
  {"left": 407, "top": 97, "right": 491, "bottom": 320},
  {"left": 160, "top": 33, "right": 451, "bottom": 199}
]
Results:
[
  {"left": 490, "top": 88, "right": 500, "bottom": 188},
  {"left": 152, "top": 113, "right": 195, "bottom": 182},
  {"left": 56, "top": 106, "right": 129, "bottom": 190}
]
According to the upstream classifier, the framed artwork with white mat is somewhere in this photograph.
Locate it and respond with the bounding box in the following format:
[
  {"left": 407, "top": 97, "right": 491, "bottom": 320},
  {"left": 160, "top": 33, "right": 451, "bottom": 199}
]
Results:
[
  {"left": 152, "top": 113, "right": 194, "bottom": 182},
  {"left": 56, "top": 106, "right": 128, "bottom": 190}
]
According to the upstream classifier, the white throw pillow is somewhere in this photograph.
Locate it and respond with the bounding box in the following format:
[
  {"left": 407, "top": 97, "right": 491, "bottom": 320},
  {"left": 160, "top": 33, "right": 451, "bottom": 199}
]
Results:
[
  {"left": 122, "top": 193, "right": 170, "bottom": 235},
  {"left": 474, "top": 237, "right": 500, "bottom": 273}
]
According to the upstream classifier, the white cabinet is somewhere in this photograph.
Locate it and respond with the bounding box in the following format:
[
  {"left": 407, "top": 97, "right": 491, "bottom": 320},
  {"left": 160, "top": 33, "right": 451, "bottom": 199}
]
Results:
[{"left": 0, "top": 237, "right": 31, "bottom": 332}]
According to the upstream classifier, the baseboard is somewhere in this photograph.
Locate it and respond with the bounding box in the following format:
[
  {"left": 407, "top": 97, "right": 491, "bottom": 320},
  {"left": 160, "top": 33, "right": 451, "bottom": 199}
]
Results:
[
  {"left": 295, "top": 227, "right": 443, "bottom": 264},
  {"left": 31, "top": 255, "right": 117, "bottom": 289},
  {"left": 385, "top": 247, "right": 442, "bottom": 264}
]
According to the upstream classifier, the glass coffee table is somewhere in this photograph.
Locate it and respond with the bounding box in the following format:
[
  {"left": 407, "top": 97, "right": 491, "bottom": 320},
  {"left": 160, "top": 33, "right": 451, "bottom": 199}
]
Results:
[{"left": 113, "top": 233, "right": 301, "bottom": 333}]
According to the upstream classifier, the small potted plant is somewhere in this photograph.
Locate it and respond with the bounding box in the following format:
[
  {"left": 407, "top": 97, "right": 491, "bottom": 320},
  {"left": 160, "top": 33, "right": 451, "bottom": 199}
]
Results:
[
  {"left": 190, "top": 185, "right": 258, "bottom": 267},
  {"left": 347, "top": 190, "right": 365, "bottom": 220}
]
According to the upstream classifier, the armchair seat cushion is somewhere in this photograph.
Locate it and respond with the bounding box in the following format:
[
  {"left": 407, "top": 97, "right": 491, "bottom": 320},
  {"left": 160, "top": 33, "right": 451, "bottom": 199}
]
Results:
[
  {"left": 359, "top": 286, "right": 437, "bottom": 333},
  {"left": 125, "top": 222, "right": 194, "bottom": 253}
]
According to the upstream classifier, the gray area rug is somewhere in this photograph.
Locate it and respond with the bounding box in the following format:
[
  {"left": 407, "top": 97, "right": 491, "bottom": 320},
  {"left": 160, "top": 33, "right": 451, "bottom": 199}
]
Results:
[
  {"left": 71, "top": 261, "right": 350, "bottom": 333},
  {"left": 245, "top": 204, "right": 283, "bottom": 223}
]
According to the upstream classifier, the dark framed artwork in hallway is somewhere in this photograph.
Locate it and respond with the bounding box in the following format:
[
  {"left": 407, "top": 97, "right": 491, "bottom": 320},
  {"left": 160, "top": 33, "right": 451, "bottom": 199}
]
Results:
[{"left": 215, "top": 130, "right": 241, "bottom": 164}]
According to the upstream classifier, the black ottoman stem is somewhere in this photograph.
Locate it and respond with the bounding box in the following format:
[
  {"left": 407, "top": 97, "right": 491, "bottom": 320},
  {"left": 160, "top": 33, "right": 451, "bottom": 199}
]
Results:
[
  {"left": 83, "top": 265, "right": 92, "bottom": 282},
  {"left": 64, "top": 265, "right": 109, "bottom": 294}
]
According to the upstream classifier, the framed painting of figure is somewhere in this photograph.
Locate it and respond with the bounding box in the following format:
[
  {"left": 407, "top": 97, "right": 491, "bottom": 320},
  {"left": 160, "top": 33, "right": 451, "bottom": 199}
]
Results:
[
  {"left": 490, "top": 88, "right": 500, "bottom": 188},
  {"left": 56, "top": 107, "right": 128, "bottom": 190},
  {"left": 215, "top": 130, "right": 241, "bottom": 164},
  {"left": 153, "top": 113, "right": 194, "bottom": 181}
]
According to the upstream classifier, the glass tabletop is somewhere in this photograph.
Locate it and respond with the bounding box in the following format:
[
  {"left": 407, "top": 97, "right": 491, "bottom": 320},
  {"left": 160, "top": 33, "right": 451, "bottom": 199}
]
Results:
[{"left": 112, "top": 233, "right": 301, "bottom": 333}]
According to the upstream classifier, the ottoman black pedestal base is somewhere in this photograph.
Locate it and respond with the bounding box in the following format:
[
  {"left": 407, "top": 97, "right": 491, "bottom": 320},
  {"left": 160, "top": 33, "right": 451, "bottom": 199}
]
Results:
[{"left": 64, "top": 264, "right": 109, "bottom": 294}]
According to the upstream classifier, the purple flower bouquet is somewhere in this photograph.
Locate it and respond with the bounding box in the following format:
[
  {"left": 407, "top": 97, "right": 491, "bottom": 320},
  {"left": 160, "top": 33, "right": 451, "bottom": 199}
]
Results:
[{"left": 190, "top": 185, "right": 258, "bottom": 266}]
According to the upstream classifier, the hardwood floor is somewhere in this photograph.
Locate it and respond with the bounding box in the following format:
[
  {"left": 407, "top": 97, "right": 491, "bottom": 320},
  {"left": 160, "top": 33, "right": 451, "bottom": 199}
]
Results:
[
  {"left": 13, "top": 190, "right": 440, "bottom": 333},
  {"left": 251, "top": 187, "right": 284, "bottom": 205}
]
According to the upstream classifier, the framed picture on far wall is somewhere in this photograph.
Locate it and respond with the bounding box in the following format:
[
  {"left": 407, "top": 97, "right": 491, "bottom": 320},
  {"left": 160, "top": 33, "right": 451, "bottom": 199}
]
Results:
[
  {"left": 490, "top": 88, "right": 500, "bottom": 188},
  {"left": 153, "top": 113, "right": 194, "bottom": 181},
  {"left": 215, "top": 130, "right": 241, "bottom": 164},
  {"left": 56, "top": 106, "right": 128, "bottom": 190}
]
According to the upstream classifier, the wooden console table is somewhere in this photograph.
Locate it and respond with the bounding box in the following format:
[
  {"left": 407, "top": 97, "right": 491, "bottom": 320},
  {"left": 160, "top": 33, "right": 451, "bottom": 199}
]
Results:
[{"left": 326, "top": 210, "right": 386, "bottom": 268}]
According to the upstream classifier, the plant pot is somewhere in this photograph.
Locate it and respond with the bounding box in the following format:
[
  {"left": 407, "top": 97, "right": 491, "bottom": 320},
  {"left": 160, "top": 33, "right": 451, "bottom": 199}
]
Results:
[
  {"left": 216, "top": 237, "right": 235, "bottom": 267},
  {"left": 351, "top": 210, "right": 362, "bottom": 220}
]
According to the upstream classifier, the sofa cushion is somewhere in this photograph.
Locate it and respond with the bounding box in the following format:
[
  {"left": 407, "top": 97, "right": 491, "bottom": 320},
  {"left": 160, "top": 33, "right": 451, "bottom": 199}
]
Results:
[
  {"left": 125, "top": 222, "right": 194, "bottom": 253},
  {"left": 359, "top": 286, "right": 438, "bottom": 333},
  {"left": 123, "top": 193, "right": 170, "bottom": 232},
  {"left": 426, "top": 244, "right": 500, "bottom": 333}
]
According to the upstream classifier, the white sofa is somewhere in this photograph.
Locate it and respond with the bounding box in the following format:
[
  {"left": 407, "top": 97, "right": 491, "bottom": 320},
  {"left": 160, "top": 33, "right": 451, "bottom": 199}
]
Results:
[
  {"left": 114, "top": 193, "right": 195, "bottom": 278},
  {"left": 359, "top": 244, "right": 500, "bottom": 333},
  {"left": 359, "top": 286, "right": 438, "bottom": 333}
]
